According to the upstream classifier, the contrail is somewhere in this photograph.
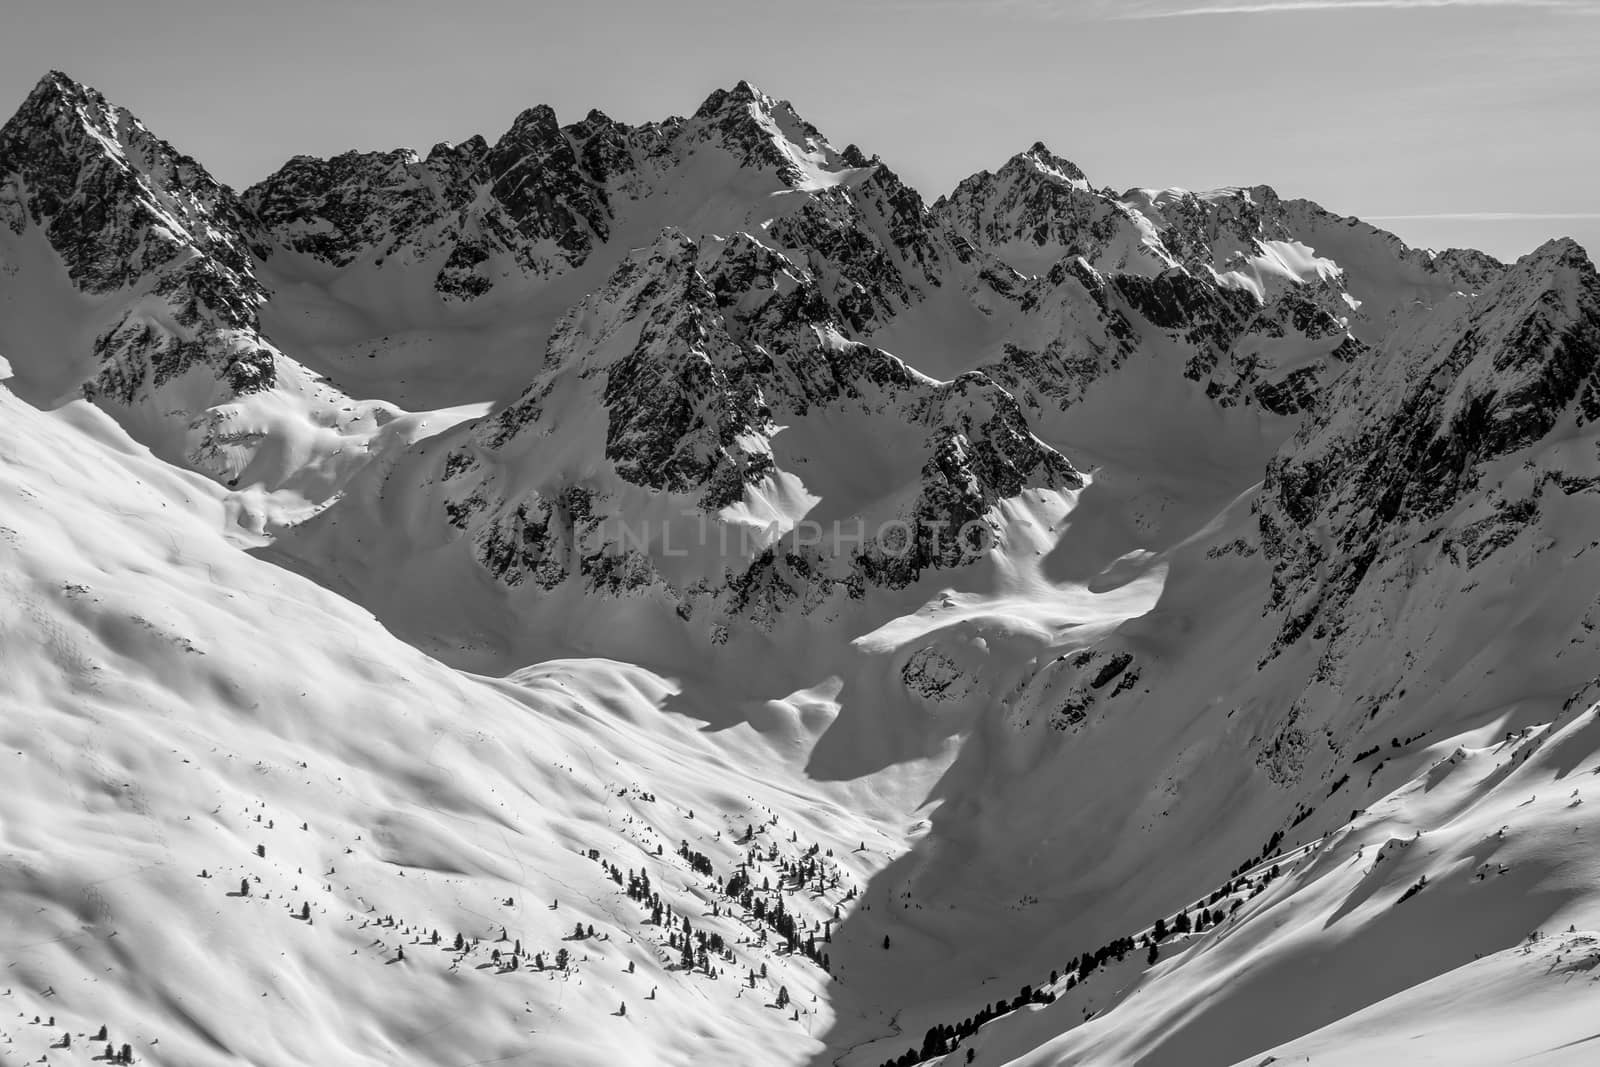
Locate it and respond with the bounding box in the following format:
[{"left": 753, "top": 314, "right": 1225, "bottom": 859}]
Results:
[{"left": 1116, "top": 0, "right": 1598, "bottom": 18}]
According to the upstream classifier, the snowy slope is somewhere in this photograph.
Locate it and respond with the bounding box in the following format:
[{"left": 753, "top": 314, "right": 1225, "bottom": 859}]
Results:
[{"left": 0, "top": 376, "right": 937, "bottom": 1067}]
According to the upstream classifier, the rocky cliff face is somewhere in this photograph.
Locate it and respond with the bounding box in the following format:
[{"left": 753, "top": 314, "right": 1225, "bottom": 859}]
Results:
[
  {"left": 240, "top": 79, "right": 946, "bottom": 320},
  {"left": 434, "top": 228, "right": 1081, "bottom": 630},
  {"left": 934, "top": 142, "right": 1173, "bottom": 278},
  {"left": 937, "top": 156, "right": 1507, "bottom": 419},
  {"left": 1188, "top": 237, "right": 1600, "bottom": 801},
  {"left": 0, "top": 71, "right": 274, "bottom": 403},
  {"left": 1260, "top": 237, "right": 1600, "bottom": 652},
  {"left": 241, "top": 99, "right": 642, "bottom": 300}
]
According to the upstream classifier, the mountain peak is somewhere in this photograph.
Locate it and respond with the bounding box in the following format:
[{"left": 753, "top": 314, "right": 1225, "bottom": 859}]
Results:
[
  {"left": 1009, "top": 141, "right": 1089, "bottom": 186},
  {"left": 502, "top": 103, "right": 561, "bottom": 141},
  {"left": 2, "top": 69, "right": 116, "bottom": 144},
  {"left": 1520, "top": 235, "right": 1594, "bottom": 273},
  {"left": 693, "top": 79, "right": 771, "bottom": 119},
  {"left": 24, "top": 70, "right": 102, "bottom": 112},
  {"left": 28, "top": 69, "right": 93, "bottom": 104}
]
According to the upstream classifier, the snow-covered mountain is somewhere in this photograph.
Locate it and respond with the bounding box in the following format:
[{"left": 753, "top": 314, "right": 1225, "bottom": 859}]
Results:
[{"left": 4, "top": 69, "right": 1599, "bottom": 1067}]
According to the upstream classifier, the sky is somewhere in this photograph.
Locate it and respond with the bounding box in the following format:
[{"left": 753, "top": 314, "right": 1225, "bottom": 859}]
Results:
[{"left": 0, "top": 0, "right": 1595, "bottom": 261}]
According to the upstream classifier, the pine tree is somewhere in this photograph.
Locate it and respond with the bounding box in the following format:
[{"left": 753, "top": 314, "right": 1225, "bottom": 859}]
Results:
[
  {"left": 1147, "top": 942, "right": 1159, "bottom": 965},
  {"left": 239, "top": 877, "right": 250, "bottom": 897},
  {"left": 777, "top": 985, "right": 790, "bottom": 1008}
]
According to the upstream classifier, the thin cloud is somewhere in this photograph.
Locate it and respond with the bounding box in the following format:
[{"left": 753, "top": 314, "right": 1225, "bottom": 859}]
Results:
[
  {"left": 869, "top": 0, "right": 1600, "bottom": 20},
  {"left": 1366, "top": 212, "right": 1600, "bottom": 221},
  {"left": 1117, "top": 0, "right": 1600, "bottom": 18}
]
